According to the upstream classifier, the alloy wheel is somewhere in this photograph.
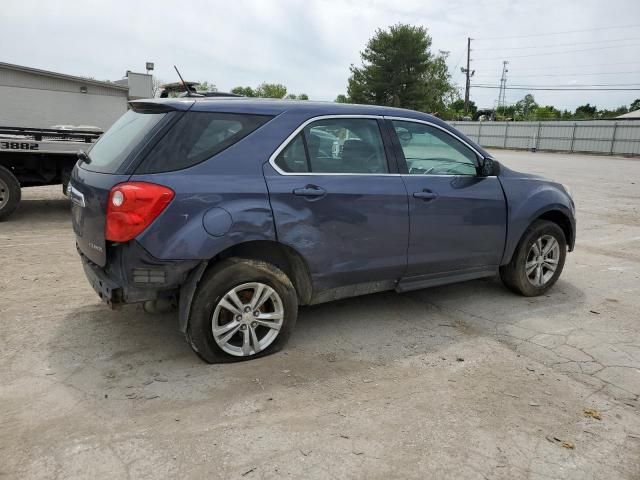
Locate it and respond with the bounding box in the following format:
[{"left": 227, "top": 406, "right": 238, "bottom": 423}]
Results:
[
  {"left": 211, "top": 282, "right": 284, "bottom": 357},
  {"left": 525, "top": 234, "right": 560, "bottom": 287}
]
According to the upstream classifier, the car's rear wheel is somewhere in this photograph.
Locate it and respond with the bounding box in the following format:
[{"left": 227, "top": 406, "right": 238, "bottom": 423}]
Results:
[
  {"left": 0, "top": 165, "right": 21, "bottom": 221},
  {"left": 500, "top": 220, "right": 567, "bottom": 296},
  {"left": 187, "top": 258, "right": 298, "bottom": 363}
]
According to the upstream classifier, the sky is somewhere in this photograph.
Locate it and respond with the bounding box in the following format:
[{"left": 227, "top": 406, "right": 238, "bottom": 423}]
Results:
[{"left": 1, "top": 0, "right": 639, "bottom": 111}]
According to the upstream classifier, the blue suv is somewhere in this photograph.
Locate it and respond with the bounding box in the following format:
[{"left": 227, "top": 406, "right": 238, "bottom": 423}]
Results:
[{"left": 70, "top": 98, "right": 575, "bottom": 363}]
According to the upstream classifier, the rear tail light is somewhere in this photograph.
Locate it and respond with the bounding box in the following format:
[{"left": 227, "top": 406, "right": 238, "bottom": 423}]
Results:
[{"left": 105, "top": 182, "right": 174, "bottom": 242}]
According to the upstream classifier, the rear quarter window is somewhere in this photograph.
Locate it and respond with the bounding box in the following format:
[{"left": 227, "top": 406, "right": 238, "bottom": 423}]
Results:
[
  {"left": 82, "top": 110, "right": 166, "bottom": 173},
  {"left": 136, "top": 112, "right": 273, "bottom": 173}
]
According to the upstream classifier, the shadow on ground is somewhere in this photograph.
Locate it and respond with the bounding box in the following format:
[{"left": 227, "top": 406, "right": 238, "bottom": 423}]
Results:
[
  {"left": 8, "top": 197, "right": 70, "bottom": 224},
  {"left": 46, "top": 275, "right": 585, "bottom": 404}
]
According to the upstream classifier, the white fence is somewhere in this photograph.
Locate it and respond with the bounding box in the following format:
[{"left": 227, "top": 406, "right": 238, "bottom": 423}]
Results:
[{"left": 449, "top": 120, "right": 640, "bottom": 156}]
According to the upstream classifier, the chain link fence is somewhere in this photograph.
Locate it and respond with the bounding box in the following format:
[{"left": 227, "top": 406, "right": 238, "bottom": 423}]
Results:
[{"left": 449, "top": 120, "right": 640, "bottom": 156}]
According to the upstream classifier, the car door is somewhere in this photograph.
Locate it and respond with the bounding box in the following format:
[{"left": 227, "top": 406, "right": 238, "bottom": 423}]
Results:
[
  {"left": 386, "top": 118, "right": 507, "bottom": 281},
  {"left": 263, "top": 116, "right": 409, "bottom": 294}
]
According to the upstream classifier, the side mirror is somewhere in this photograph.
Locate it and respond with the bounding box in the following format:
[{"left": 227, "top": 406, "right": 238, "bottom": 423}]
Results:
[{"left": 479, "top": 157, "right": 496, "bottom": 176}]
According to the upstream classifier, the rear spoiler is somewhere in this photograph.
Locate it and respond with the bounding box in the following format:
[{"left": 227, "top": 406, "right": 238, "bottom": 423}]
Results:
[{"left": 128, "top": 99, "right": 194, "bottom": 114}]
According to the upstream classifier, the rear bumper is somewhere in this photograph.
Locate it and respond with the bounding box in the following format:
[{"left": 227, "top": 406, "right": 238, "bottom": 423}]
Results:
[
  {"left": 81, "top": 256, "right": 122, "bottom": 307},
  {"left": 78, "top": 241, "right": 200, "bottom": 306}
]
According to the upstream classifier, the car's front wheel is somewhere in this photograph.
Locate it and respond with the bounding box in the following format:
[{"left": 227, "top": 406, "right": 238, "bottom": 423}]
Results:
[
  {"left": 500, "top": 220, "right": 567, "bottom": 296},
  {"left": 187, "top": 258, "right": 298, "bottom": 363}
]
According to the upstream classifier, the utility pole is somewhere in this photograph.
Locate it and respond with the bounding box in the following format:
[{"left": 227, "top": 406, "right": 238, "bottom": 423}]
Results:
[
  {"left": 462, "top": 37, "right": 474, "bottom": 115},
  {"left": 497, "top": 60, "right": 509, "bottom": 116}
]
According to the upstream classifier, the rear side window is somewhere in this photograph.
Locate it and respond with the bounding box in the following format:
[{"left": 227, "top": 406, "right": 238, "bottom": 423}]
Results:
[
  {"left": 136, "top": 112, "right": 272, "bottom": 173},
  {"left": 274, "top": 118, "right": 388, "bottom": 174},
  {"left": 83, "top": 110, "right": 166, "bottom": 173}
]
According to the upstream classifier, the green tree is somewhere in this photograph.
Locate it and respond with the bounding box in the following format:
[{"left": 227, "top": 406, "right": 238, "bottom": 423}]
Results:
[
  {"left": 574, "top": 103, "right": 597, "bottom": 119},
  {"left": 195, "top": 81, "right": 217, "bottom": 92},
  {"left": 231, "top": 86, "right": 256, "bottom": 97},
  {"left": 335, "top": 94, "right": 349, "bottom": 103},
  {"left": 629, "top": 98, "right": 640, "bottom": 111},
  {"left": 449, "top": 98, "right": 477, "bottom": 117},
  {"left": 597, "top": 105, "right": 629, "bottom": 118},
  {"left": 346, "top": 24, "right": 456, "bottom": 112},
  {"left": 533, "top": 105, "right": 561, "bottom": 120},
  {"left": 496, "top": 105, "right": 516, "bottom": 120},
  {"left": 231, "top": 83, "right": 293, "bottom": 99},
  {"left": 285, "top": 93, "right": 310, "bottom": 100},
  {"left": 515, "top": 94, "right": 538, "bottom": 120},
  {"left": 255, "top": 83, "right": 287, "bottom": 99}
]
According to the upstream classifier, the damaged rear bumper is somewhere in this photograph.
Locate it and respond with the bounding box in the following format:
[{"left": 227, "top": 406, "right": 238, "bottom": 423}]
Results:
[
  {"left": 81, "top": 256, "right": 122, "bottom": 307},
  {"left": 78, "top": 241, "right": 200, "bottom": 307}
]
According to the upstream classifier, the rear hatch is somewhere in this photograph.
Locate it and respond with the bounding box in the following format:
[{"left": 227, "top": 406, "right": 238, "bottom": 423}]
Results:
[{"left": 70, "top": 107, "right": 173, "bottom": 266}]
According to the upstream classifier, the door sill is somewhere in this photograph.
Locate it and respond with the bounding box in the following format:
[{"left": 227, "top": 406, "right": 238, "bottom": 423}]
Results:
[
  {"left": 309, "top": 279, "right": 396, "bottom": 305},
  {"left": 396, "top": 266, "right": 498, "bottom": 293}
]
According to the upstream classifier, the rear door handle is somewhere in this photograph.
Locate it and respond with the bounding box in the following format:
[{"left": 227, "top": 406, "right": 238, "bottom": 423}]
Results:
[
  {"left": 413, "top": 190, "right": 438, "bottom": 201},
  {"left": 293, "top": 185, "right": 326, "bottom": 197}
]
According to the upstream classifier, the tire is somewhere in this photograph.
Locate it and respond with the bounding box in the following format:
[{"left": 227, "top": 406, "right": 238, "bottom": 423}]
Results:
[
  {"left": 186, "top": 258, "right": 298, "bottom": 363},
  {"left": 500, "top": 220, "right": 567, "bottom": 297},
  {"left": 0, "top": 165, "right": 21, "bottom": 221}
]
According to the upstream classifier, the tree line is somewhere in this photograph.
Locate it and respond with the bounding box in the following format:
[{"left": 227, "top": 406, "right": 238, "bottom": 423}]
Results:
[
  {"left": 489, "top": 95, "right": 640, "bottom": 121},
  {"left": 160, "top": 80, "right": 309, "bottom": 100}
]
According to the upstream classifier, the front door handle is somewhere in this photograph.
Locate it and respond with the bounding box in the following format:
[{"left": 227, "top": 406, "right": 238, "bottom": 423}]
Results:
[
  {"left": 413, "top": 190, "right": 438, "bottom": 200},
  {"left": 293, "top": 185, "right": 326, "bottom": 197}
]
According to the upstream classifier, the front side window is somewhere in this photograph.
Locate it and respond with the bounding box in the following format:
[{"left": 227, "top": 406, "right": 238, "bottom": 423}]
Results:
[
  {"left": 392, "top": 120, "right": 478, "bottom": 176},
  {"left": 274, "top": 118, "right": 388, "bottom": 174},
  {"left": 137, "top": 112, "right": 272, "bottom": 173},
  {"left": 274, "top": 134, "right": 309, "bottom": 173}
]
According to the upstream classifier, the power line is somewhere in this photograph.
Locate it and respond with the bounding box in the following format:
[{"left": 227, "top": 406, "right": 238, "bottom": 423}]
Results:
[
  {"left": 473, "top": 70, "right": 640, "bottom": 79},
  {"left": 472, "top": 85, "right": 640, "bottom": 91},
  {"left": 476, "top": 83, "right": 640, "bottom": 87},
  {"left": 474, "top": 23, "right": 640, "bottom": 41},
  {"left": 473, "top": 42, "right": 640, "bottom": 61},
  {"left": 473, "top": 36, "right": 640, "bottom": 51},
  {"left": 504, "top": 61, "right": 640, "bottom": 71}
]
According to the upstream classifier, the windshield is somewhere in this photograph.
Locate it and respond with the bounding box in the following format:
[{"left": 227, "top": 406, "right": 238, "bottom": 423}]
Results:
[{"left": 82, "top": 110, "right": 166, "bottom": 173}]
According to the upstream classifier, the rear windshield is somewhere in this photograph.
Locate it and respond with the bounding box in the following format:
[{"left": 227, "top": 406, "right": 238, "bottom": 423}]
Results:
[
  {"left": 82, "top": 110, "right": 166, "bottom": 173},
  {"left": 135, "top": 112, "right": 273, "bottom": 174}
]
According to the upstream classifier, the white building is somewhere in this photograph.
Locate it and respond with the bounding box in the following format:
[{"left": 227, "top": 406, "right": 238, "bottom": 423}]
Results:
[
  {"left": 0, "top": 62, "right": 153, "bottom": 130},
  {"left": 617, "top": 109, "right": 640, "bottom": 120}
]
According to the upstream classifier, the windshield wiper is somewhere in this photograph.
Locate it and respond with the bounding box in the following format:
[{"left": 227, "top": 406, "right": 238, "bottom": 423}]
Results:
[{"left": 77, "top": 150, "right": 91, "bottom": 164}]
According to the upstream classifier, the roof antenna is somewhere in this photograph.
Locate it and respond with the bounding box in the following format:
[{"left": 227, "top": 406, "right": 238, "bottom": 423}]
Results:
[{"left": 173, "top": 65, "right": 192, "bottom": 96}]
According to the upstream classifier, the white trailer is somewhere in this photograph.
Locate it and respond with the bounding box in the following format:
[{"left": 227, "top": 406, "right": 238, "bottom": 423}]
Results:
[
  {"left": 0, "top": 126, "right": 101, "bottom": 219},
  {"left": 0, "top": 62, "right": 154, "bottom": 220}
]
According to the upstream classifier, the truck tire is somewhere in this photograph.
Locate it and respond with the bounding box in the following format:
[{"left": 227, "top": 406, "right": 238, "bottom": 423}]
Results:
[
  {"left": 500, "top": 220, "right": 566, "bottom": 297},
  {"left": 0, "top": 165, "right": 21, "bottom": 221},
  {"left": 187, "top": 258, "right": 298, "bottom": 363}
]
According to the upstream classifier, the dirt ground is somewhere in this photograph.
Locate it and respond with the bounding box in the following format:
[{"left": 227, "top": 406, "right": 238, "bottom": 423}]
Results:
[{"left": 1, "top": 150, "right": 640, "bottom": 479}]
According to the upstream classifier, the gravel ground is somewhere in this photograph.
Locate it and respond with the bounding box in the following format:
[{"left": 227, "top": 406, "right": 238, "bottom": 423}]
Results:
[{"left": 1, "top": 150, "right": 639, "bottom": 479}]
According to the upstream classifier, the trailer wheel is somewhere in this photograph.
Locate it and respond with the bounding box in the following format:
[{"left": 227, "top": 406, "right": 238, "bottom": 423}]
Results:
[
  {"left": 61, "top": 168, "right": 71, "bottom": 196},
  {"left": 0, "top": 165, "right": 21, "bottom": 221}
]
